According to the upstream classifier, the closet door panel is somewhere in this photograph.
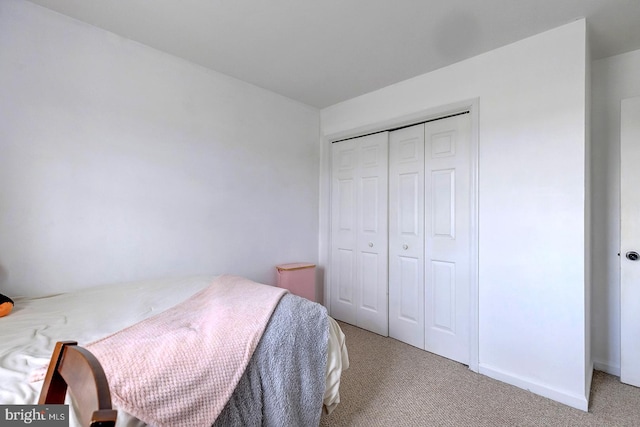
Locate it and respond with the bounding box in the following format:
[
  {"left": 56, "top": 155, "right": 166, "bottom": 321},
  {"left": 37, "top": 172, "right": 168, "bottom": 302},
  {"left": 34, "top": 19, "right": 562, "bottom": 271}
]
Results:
[
  {"left": 356, "top": 132, "right": 389, "bottom": 336},
  {"left": 431, "top": 169, "right": 455, "bottom": 238},
  {"left": 398, "top": 256, "right": 421, "bottom": 321},
  {"left": 424, "top": 114, "right": 471, "bottom": 364},
  {"left": 331, "top": 133, "right": 388, "bottom": 336},
  {"left": 336, "top": 249, "right": 355, "bottom": 305},
  {"left": 431, "top": 260, "right": 456, "bottom": 332},
  {"left": 331, "top": 140, "right": 358, "bottom": 325},
  {"left": 389, "top": 124, "right": 425, "bottom": 349}
]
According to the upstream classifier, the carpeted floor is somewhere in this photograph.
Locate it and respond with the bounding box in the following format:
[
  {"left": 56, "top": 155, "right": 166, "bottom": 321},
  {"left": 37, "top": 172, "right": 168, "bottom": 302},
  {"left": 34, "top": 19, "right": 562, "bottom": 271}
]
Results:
[{"left": 320, "top": 322, "right": 640, "bottom": 426}]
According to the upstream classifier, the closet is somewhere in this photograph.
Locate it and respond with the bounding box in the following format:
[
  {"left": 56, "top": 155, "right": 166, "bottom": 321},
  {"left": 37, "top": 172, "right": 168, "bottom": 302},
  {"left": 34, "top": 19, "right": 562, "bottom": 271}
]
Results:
[{"left": 330, "top": 112, "right": 471, "bottom": 365}]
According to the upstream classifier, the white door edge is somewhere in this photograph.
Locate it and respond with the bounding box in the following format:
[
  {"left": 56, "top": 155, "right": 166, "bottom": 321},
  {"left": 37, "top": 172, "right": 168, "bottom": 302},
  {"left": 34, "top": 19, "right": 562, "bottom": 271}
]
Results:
[{"left": 620, "top": 95, "right": 640, "bottom": 387}]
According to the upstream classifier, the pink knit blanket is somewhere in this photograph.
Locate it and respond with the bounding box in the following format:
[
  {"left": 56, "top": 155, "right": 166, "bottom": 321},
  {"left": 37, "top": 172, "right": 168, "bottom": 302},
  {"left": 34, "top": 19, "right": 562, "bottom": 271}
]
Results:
[{"left": 86, "top": 275, "right": 287, "bottom": 427}]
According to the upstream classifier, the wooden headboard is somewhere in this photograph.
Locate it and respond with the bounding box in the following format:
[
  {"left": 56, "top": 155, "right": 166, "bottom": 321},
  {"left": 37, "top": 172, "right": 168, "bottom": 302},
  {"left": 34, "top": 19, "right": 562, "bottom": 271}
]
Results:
[{"left": 39, "top": 341, "right": 117, "bottom": 427}]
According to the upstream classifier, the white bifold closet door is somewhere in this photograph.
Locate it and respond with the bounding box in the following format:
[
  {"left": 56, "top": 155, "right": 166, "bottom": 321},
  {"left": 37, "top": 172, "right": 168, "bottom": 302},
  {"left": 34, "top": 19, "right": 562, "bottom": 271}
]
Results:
[
  {"left": 330, "top": 132, "right": 389, "bottom": 336},
  {"left": 389, "top": 113, "right": 471, "bottom": 365},
  {"left": 389, "top": 125, "right": 426, "bottom": 348}
]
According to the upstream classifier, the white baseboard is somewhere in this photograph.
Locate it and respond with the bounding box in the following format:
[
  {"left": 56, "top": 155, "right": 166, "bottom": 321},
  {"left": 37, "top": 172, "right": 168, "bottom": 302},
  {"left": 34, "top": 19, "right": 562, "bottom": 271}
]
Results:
[
  {"left": 479, "top": 364, "right": 589, "bottom": 411},
  {"left": 593, "top": 360, "right": 620, "bottom": 377}
]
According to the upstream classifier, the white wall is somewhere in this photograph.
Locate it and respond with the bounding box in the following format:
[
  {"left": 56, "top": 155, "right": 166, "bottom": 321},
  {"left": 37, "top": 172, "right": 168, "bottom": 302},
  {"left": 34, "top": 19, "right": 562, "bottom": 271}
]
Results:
[
  {"left": 0, "top": 0, "right": 320, "bottom": 297},
  {"left": 321, "top": 20, "right": 589, "bottom": 409},
  {"left": 591, "top": 48, "right": 640, "bottom": 376}
]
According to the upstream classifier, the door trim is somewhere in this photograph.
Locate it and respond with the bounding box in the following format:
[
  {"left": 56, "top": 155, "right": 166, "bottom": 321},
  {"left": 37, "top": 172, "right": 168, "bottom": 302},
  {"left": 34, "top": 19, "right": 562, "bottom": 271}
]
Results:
[{"left": 321, "top": 98, "right": 480, "bottom": 372}]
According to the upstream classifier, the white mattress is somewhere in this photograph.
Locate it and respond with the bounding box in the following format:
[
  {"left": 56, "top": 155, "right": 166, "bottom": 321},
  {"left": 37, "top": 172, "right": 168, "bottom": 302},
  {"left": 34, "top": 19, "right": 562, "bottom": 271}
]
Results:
[{"left": 0, "top": 275, "right": 347, "bottom": 426}]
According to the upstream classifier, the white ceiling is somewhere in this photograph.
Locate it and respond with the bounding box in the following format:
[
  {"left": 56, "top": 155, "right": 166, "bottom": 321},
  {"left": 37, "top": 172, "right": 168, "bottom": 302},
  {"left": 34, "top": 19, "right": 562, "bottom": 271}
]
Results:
[{"left": 24, "top": 0, "right": 640, "bottom": 108}]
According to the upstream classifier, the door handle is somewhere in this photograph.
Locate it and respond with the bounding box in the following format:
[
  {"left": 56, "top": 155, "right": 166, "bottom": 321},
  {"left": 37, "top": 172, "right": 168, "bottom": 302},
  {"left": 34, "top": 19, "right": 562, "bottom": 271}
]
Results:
[{"left": 626, "top": 251, "right": 639, "bottom": 261}]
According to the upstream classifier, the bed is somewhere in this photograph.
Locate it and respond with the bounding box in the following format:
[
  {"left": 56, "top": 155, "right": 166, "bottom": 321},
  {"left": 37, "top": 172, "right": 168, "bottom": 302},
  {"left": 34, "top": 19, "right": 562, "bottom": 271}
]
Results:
[{"left": 0, "top": 275, "right": 349, "bottom": 427}]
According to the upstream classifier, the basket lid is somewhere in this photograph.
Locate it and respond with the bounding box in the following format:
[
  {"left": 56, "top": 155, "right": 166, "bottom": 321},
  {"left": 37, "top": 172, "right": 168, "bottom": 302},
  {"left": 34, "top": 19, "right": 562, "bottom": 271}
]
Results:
[{"left": 276, "top": 262, "right": 316, "bottom": 271}]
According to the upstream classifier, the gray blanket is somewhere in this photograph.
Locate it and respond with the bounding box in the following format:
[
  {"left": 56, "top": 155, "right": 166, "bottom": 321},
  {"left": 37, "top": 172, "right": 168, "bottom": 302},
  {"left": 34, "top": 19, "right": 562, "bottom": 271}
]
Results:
[{"left": 213, "top": 293, "right": 329, "bottom": 427}]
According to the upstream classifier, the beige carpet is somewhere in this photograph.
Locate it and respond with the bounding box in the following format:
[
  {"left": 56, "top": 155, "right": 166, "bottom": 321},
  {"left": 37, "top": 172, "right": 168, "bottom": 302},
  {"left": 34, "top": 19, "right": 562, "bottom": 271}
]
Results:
[{"left": 320, "top": 322, "right": 640, "bottom": 426}]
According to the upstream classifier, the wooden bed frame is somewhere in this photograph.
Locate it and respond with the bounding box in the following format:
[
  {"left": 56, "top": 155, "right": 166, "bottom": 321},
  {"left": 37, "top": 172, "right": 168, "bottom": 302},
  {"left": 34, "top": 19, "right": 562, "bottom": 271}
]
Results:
[{"left": 39, "top": 341, "right": 117, "bottom": 427}]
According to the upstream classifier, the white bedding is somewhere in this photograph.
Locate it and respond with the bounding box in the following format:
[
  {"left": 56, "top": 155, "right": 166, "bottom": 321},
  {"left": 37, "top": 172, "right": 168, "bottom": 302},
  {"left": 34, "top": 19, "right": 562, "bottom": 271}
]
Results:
[{"left": 0, "top": 275, "right": 347, "bottom": 426}]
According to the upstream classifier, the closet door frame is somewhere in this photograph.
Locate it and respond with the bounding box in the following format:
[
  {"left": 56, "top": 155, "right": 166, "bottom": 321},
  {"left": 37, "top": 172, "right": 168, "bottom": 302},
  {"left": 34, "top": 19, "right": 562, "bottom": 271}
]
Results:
[{"left": 322, "top": 98, "right": 480, "bottom": 372}]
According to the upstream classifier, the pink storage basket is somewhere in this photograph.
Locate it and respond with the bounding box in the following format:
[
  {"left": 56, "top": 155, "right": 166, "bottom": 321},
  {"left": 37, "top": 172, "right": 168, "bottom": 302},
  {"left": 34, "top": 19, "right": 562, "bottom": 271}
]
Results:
[{"left": 276, "top": 263, "right": 317, "bottom": 302}]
